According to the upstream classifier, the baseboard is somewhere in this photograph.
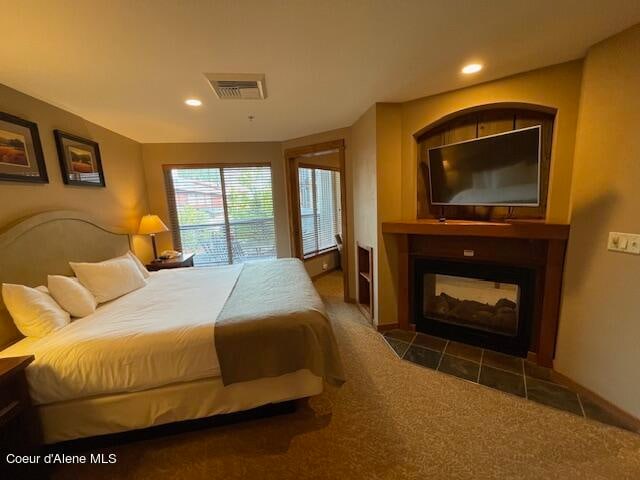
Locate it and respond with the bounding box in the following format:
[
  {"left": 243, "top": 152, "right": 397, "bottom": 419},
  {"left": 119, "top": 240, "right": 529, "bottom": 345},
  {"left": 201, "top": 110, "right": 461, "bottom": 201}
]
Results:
[
  {"left": 310, "top": 267, "right": 339, "bottom": 280},
  {"left": 376, "top": 323, "right": 399, "bottom": 332},
  {"left": 550, "top": 370, "right": 640, "bottom": 433}
]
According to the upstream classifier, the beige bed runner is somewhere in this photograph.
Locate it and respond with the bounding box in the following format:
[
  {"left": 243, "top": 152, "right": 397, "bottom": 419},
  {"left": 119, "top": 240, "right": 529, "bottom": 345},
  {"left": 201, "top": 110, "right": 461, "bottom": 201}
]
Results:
[{"left": 214, "top": 258, "right": 345, "bottom": 387}]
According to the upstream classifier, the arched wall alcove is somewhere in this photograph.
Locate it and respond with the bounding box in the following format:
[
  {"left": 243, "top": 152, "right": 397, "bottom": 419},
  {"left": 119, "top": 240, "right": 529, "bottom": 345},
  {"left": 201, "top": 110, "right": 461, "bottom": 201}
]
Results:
[{"left": 414, "top": 102, "right": 556, "bottom": 220}]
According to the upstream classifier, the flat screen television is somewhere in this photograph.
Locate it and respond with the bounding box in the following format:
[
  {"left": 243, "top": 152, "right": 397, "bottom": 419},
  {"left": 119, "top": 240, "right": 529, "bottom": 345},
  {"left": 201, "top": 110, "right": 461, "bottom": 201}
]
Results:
[{"left": 428, "top": 125, "right": 541, "bottom": 207}]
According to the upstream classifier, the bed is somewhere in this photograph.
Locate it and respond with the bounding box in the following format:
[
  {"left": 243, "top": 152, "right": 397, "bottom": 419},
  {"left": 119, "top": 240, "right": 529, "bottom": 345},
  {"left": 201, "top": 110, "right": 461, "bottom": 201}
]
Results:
[{"left": 0, "top": 211, "right": 344, "bottom": 444}]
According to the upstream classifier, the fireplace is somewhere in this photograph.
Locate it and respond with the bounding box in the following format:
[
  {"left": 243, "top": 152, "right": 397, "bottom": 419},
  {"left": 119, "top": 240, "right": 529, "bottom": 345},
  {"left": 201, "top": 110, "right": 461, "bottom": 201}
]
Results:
[{"left": 414, "top": 259, "right": 535, "bottom": 357}]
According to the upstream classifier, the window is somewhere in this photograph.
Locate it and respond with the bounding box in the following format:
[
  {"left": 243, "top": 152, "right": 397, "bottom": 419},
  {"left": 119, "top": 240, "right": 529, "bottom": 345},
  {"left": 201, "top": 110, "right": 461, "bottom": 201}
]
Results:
[
  {"left": 165, "top": 165, "right": 276, "bottom": 266},
  {"left": 297, "top": 167, "right": 342, "bottom": 257}
]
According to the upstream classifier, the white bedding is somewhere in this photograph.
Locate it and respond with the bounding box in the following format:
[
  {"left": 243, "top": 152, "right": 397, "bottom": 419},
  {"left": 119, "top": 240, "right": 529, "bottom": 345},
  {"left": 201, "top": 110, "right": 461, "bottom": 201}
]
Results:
[{"left": 0, "top": 265, "right": 243, "bottom": 406}]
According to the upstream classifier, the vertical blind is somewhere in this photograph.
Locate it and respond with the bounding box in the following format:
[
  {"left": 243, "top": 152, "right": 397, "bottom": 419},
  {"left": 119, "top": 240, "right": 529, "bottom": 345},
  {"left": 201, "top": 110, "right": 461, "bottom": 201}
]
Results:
[
  {"left": 165, "top": 165, "right": 276, "bottom": 266},
  {"left": 298, "top": 167, "right": 342, "bottom": 257}
]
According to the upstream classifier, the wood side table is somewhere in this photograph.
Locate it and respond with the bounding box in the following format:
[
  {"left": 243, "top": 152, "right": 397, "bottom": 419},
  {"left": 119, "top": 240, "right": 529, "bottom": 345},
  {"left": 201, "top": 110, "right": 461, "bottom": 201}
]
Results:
[
  {"left": 0, "top": 355, "right": 42, "bottom": 479},
  {"left": 146, "top": 253, "right": 195, "bottom": 271}
]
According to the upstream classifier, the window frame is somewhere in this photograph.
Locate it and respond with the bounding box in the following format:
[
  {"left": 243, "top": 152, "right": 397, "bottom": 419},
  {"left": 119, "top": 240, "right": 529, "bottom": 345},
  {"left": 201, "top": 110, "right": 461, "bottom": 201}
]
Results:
[{"left": 163, "top": 162, "right": 276, "bottom": 265}]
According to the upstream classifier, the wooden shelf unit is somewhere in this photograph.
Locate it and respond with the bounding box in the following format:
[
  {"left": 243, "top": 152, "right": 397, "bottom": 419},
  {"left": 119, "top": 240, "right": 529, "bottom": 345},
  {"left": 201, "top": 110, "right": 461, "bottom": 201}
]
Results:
[{"left": 357, "top": 243, "right": 374, "bottom": 321}]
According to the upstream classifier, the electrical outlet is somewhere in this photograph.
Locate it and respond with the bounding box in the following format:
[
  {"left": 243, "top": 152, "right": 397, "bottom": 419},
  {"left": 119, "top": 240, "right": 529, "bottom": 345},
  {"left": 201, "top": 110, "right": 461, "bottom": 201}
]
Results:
[
  {"left": 608, "top": 232, "right": 640, "bottom": 254},
  {"left": 322, "top": 263, "right": 329, "bottom": 271}
]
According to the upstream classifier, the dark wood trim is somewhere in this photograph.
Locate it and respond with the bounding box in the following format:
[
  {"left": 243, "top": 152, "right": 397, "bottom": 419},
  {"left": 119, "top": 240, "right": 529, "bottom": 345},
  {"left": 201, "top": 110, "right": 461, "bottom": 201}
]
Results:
[
  {"left": 382, "top": 219, "right": 569, "bottom": 240},
  {"left": 397, "top": 234, "right": 410, "bottom": 330},
  {"left": 550, "top": 370, "right": 640, "bottom": 433},
  {"left": 412, "top": 102, "right": 557, "bottom": 140},
  {"left": 537, "top": 239, "right": 566, "bottom": 367},
  {"left": 356, "top": 242, "right": 374, "bottom": 322},
  {"left": 377, "top": 323, "right": 399, "bottom": 332}
]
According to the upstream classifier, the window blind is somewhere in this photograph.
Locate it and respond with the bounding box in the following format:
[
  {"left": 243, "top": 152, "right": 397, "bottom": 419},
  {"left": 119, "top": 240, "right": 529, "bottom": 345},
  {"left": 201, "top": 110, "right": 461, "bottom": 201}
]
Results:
[
  {"left": 165, "top": 165, "right": 276, "bottom": 266},
  {"left": 298, "top": 167, "right": 342, "bottom": 257}
]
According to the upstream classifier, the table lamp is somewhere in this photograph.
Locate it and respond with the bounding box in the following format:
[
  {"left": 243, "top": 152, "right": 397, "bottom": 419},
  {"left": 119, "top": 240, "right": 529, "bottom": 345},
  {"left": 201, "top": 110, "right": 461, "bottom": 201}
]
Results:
[{"left": 138, "top": 214, "right": 169, "bottom": 260}]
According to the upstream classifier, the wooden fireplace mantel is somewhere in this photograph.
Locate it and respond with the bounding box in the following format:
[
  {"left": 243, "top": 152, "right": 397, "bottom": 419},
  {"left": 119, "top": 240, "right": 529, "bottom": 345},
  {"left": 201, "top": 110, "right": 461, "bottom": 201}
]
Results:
[
  {"left": 382, "top": 219, "right": 569, "bottom": 240},
  {"left": 383, "top": 219, "right": 570, "bottom": 367}
]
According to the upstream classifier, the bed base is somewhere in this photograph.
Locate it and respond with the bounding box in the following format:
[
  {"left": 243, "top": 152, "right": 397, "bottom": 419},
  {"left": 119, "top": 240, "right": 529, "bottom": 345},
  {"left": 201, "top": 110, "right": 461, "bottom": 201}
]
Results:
[
  {"left": 46, "top": 400, "right": 299, "bottom": 452},
  {"left": 37, "top": 370, "right": 322, "bottom": 444}
]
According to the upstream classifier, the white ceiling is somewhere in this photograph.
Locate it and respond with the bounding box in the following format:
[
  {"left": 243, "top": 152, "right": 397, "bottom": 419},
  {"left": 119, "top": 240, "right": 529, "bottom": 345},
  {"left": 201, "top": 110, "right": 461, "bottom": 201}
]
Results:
[{"left": 3, "top": 1, "right": 640, "bottom": 143}]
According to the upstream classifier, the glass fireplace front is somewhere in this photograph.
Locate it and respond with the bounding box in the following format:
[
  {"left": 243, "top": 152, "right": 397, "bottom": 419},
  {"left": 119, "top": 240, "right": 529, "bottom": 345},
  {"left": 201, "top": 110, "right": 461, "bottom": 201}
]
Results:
[
  {"left": 414, "top": 259, "right": 534, "bottom": 356},
  {"left": 424, "top": 274, "right": 519, "bottom": 337}
]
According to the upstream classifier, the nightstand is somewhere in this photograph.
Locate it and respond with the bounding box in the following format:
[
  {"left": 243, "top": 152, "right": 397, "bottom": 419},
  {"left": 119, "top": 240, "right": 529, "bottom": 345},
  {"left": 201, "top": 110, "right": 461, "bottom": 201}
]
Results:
[
  {"left": 146, "top": 253, "right": 195, "bottom": 271},
  {"left": 0, "top": 356, "right": 42, "bottom": 479}
]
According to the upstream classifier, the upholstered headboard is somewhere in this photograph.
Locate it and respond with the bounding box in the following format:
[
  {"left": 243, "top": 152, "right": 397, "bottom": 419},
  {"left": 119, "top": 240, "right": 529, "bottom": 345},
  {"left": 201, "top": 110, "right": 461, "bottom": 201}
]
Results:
[{"left": 0, "top": 210, "right": 131, "bottom": 348}]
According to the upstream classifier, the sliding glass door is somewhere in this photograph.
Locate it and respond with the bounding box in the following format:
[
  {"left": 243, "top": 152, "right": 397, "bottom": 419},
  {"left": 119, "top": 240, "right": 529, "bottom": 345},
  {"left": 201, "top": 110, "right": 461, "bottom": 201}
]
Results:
[{"left": 165, "top": 165, "right": 276, "bottom": 266}]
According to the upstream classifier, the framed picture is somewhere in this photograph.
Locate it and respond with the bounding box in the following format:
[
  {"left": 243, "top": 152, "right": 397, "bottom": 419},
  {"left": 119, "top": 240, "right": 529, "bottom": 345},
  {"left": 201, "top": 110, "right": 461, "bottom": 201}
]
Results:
[
  {"left": 0, "top": 112, "right": 48, "bottom": 183},
  {"left": 54, "top": 130, "right": 105, "bottom": 187}
]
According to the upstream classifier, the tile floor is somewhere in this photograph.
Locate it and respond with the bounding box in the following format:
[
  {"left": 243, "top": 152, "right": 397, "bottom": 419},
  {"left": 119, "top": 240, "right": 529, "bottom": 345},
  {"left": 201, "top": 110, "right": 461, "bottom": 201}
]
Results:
[{"left": 383, "top": 329, "right": 633, "bottom": 432}]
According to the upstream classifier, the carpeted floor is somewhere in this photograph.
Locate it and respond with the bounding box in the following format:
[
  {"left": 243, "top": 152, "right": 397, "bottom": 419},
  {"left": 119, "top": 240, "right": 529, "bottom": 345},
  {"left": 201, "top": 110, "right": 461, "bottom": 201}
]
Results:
[{"left": 52, "top": 271, "right": 640, "bottom": 479}]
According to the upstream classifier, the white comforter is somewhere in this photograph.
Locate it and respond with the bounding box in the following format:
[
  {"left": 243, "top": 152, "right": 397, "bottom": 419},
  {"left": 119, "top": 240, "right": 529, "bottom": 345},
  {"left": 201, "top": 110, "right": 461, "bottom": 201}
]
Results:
[{"left": 2, "top": 265, "right": 242, "bottom": 406}]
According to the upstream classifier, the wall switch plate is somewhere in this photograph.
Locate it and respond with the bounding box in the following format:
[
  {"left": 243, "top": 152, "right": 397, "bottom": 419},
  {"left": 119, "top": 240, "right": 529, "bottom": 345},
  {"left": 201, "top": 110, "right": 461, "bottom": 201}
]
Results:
[{"left": 608, "top": 232, "right": 640, "bottom": 254}]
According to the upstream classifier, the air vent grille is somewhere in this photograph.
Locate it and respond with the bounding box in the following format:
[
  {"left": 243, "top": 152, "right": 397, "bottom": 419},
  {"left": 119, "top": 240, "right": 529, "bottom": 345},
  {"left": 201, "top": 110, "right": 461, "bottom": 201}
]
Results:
[{"left": 205, "top": 73, "right": 266, "bottom": 100}]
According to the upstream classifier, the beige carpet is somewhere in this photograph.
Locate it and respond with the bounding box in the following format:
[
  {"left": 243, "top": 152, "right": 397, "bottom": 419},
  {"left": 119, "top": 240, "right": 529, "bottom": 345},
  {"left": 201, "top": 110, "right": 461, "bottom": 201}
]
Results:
[{"left": 52, "top": 271, "right": 640, "bottom": 479}]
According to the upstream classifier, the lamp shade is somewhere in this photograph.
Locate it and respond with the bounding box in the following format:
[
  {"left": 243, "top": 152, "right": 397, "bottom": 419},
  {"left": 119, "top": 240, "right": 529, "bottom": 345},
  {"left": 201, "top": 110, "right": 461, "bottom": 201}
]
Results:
[{"left": 138, "top": 214, "right": 169, "bottom": 235}]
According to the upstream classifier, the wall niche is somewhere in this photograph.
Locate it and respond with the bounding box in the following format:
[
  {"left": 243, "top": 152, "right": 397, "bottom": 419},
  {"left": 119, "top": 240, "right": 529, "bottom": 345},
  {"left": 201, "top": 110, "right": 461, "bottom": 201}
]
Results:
[{"left": 415, "top": 103, "right": 556, "bottom": 220}]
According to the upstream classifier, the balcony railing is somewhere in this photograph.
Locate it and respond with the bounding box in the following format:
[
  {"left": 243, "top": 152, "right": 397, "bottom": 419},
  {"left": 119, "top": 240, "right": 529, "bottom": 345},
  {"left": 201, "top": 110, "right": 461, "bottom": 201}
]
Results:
[{"left": 178, "top": 217, "right": 276, "bottom": 265}]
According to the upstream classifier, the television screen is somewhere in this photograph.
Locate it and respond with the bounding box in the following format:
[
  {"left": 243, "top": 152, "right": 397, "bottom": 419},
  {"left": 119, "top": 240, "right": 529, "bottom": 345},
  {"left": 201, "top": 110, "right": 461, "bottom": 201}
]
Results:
[{"left": 428, "top": 126, "right": 541, "bottom": 207}]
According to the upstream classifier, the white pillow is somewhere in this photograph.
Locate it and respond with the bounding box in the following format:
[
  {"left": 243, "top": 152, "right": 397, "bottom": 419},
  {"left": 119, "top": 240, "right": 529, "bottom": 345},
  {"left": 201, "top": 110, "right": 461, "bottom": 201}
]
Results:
[
  {"left": 126, "top": 251, "right": 150, "bottom": 279},
  {"left": 70, "top": 256, "right": 147, "bottom": 303},
  {"left": 47, "top": 275, "right": 97, "bottom": 318},
  {"left": 2, "top": 283, "right": 71, "bottom": 338}
]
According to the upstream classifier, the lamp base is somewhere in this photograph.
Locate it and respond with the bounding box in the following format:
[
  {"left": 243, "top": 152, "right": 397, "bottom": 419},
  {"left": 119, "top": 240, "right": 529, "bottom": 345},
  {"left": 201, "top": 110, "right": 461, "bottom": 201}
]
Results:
[{"left": 151, "top": 234, "right": 158, "bottom": 260}]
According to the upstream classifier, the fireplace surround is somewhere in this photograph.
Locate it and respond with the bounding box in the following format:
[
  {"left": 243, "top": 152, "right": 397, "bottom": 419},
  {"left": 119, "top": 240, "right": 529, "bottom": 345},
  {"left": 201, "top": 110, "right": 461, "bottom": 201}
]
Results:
[{"left": 382, "top": 219, "right": 569, "bottom": 367}]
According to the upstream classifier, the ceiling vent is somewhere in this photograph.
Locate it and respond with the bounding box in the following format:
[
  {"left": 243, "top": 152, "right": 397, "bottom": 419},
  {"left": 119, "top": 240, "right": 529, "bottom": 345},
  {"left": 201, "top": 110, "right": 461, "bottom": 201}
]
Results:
[{"left": 204, "top": 73, "right": 266, "bottom": 100}]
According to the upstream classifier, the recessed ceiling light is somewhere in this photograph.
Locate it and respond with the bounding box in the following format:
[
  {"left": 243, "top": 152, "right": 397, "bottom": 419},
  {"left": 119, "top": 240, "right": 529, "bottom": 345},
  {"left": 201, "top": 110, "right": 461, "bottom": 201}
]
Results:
[
  {"left": 462, "top": 63, "right": 483, "bottom": 74},
  {"left": 185, "top": 98, "right": 202, "bottom": 107}
]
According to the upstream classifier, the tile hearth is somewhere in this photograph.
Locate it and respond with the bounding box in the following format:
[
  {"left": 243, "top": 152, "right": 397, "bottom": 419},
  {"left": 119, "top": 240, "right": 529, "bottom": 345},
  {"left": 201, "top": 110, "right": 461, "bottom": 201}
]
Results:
[{"left": 382, "top": 329, "right": 633, "bottom": 432}]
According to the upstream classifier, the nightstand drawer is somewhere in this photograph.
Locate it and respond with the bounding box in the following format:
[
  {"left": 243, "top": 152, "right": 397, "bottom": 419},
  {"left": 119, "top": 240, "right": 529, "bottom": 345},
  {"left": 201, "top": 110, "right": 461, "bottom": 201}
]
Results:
[
  {"left": 0, "top": 356, "right": 41, "bottom": 465},
  {"left": 0, "top": 371, "right": 29, "bottom": 426},
  {"left": 0, "top": 400, "right": 22, "bottom": 428}
]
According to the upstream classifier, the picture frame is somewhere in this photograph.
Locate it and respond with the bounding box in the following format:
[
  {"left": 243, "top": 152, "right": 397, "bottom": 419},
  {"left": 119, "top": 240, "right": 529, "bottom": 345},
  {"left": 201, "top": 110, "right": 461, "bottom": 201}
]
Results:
[
  {"left": 54, "top": 130, "right": 106, "bottom": 187},
  {"left": 0, "top": 112, "right": 48, "bottom": 183}
]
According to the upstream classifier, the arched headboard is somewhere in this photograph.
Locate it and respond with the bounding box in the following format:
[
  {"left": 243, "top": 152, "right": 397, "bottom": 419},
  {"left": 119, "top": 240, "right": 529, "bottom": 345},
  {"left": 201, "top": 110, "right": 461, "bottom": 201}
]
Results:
[{"left": 0, "top": 210, "right": 131, "bottom": 348}]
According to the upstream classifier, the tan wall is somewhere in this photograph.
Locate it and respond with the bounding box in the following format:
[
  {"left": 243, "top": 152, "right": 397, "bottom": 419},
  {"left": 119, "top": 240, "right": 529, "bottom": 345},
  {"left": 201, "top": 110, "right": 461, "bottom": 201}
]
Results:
[
  {"left": 141, "top": 142, "right": 289, "bottom": 260},
  {"left": 0, "top": 83, "right": 150, "bottom": 258},
  {"left": 376, "top": 104, "right": 403, "bottom": 325},
  {"left": 282, "top": 127, "right": 356, "bottom": 297},
  {"left": 555, "top": 25, "right": 640, "bottom": 418},
  {"left": 351, "top": 106, "right": 378, "bottom": 321},
  {"left": 400, "top": 60, "right": 583, "bottom": 223}
]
